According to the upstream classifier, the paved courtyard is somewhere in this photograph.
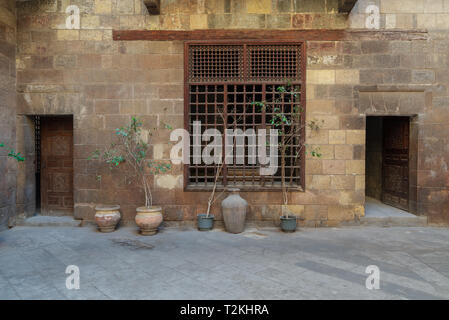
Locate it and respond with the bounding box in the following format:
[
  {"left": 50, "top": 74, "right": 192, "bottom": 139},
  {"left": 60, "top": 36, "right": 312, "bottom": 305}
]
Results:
[{"left": 1, "top": 224, "right": 449, "bottom": 300}]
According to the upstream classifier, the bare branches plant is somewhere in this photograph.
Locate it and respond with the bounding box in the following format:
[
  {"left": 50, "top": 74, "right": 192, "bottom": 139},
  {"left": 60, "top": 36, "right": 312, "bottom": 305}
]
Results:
[
  {"left": 252, "top": 82, "right": 322, "bottom": 218},
  {"left": 89, "top": 117, "right": 171, "bottom": 208}
]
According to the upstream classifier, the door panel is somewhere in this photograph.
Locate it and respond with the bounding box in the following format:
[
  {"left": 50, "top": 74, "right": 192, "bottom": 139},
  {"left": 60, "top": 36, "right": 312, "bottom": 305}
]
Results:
[
  {"left": 382, "top": 117, "right": 409, "bottom": 211},
  {"left": 41, "top": 117, "right": 74, "bottom": 215}
]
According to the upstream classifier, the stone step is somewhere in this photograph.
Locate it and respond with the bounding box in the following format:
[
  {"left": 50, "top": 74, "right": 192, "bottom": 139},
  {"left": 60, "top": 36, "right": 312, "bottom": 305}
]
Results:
[
  {"left": 343, "top": 215, "right": 428, "bottom": 227},
  {"left": 16, "top": 215, "right": 82, "bottom": 227}
]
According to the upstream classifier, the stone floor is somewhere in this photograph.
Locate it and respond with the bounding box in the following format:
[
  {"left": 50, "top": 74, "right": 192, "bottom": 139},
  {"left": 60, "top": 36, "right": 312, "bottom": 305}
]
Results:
[
  {"left": 365, "top": 197, "right": 416, "bottom": 218},
  {"left": 360, "top": 197, "right": 428, "bottom": 227},
  {"left": 1, "top": 224, "right": 449, "bottom": 300}
]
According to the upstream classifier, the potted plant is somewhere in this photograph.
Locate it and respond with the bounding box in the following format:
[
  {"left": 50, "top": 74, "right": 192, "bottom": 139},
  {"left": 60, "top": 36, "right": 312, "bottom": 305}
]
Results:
[
  {"left": 90, "top": 117, "right": 171, "bottom": 235},
  {"left": 253, "top": 83, "right": 322, "bottom": 232},
  {"left": 197, "top": 161, "right": 224, "bottom": 231}
]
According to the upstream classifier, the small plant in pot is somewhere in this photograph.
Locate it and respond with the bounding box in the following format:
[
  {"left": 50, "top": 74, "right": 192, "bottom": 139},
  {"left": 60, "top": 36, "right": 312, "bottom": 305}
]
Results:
[
  {"left": 90, "top": 117, "right": 171, "bottom": 235},
  {"left": 253, "top": 83, "right": 322, "bottom": 232},
  {"left": 197, "top": 162, "right": 225, "bottom": 231}
]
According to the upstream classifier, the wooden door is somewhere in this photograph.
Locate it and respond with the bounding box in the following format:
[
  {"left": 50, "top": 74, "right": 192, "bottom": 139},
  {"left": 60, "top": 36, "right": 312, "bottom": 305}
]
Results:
[
  {"left": 41, "top": 117, "right": 74, "bottom": 215},
  {"left": 382, "top": 117, "right": 409, "bottom": 211}
]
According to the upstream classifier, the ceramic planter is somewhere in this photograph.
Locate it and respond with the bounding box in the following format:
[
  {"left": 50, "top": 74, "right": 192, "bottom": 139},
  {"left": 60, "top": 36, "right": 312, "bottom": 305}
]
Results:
[
  {"left": 135, "top": 206, "right": 163, "bottom": 236},
  {"left": 94, "top": 205, "right": 121, "bottom": 233},
  {"left": 280, "top": 215, "right": 297, "bottom": 233},
  {"left": 221, "top": 188, "right": 248, "bottom": 234},
  {"left": 197, "top": 214, "right": 214, "bottom": 231}
]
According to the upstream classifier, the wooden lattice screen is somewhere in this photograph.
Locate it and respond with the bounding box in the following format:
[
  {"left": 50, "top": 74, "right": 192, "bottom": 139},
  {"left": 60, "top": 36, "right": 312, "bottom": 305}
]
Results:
[{"left": 184, "top": 42, "right": 306, "bottom": 191}]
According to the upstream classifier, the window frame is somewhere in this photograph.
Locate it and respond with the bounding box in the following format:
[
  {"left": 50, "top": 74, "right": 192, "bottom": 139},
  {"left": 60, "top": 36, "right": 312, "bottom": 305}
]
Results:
[{"left": 183, "top": 40, "right": 307, "bottom": 192}]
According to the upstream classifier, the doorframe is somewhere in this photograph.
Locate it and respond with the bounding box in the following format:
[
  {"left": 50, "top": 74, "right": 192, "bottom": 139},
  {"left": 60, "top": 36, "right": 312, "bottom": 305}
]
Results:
[
  {"left": 39, "top": 115, "right": 74, "bottom": 216},
  {"left": 15, "top": 114, "right": 75, "bottom": 218},
  {"left": 365, "top": 115, "right": 418, "bottom": 214}
]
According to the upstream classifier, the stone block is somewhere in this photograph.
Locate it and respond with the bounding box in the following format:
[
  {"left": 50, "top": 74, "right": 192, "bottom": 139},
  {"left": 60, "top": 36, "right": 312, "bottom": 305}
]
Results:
[
  {"left": 304, "top": 205, "right": 327, "bottom": 220},
  {"left": 331, "top": 175, "right": 355, "bottom": 190},
  {"left": 322, "top": 160, "right": 345, "bottom": 174},
  {"left": 54, "top": 55, "right": 77, "bottom": 68},
  {"left": 94, "top": 100, "right": 119, "bottom": 114},
  {"left": 94, "top": 0, "right": 111, "bottom": 14},
  {"left": 190, "top": 14, "right": 208, "bottom": 29},
  {"left": 345, "top": 160, "right": 365, "bottom": 175},
  {"left": 78, "top": 54, "right": 102, "bottom": 68},
  {"left": 276, "top": 0, "right": 292, "bottom": 12},
  {"left": 334, "top": 145, "right": 353, "bottom": 160},
  {"left": 340, "top": 116, "right": 364, "bottom": 130},
  {"left": 294, "top": 0, "right": 326, "bottom": 13},
  {"left": 266, "top": 14, "right": 291, "bottom": 28},
  {"left": 307, "top": 70, "right": 335, "bottom": 84},
  {"left": 305, "top": 159, "right": 322, "bottom": 174},
  {"left": 353, "top": 145, "right": 365, "bottom": 160},
  {"left": 247, "top": 0, "right": 272, "bottom": 14},
  {"left": 328, "top": 204, "right": 355, "bottom": 221},
  {"left": 360, "top": 69, "right": 384, "bottom": 84},
  {"left": 346, "top": 130, "right": 365, "bottom": 144},
  {"left": 31, "top": 56, "right": 53, "bottom": 69},
  {"left": 412, "top": 69, "right": 435, "bottom": 83},
  {"left": 329, "top": 130, "right": 345, "bottom": 144},
  {"left": 361, "top": 41, "right": 389, "bottom": 54},
  {"left": 307, "top": 175, "right": 331, "bottom": 189},
  {"left": 80, "top": 30, "right": 103, "bottom": 41},
  {"left": 307, "top": 99, "right": 335, "bottom": 114},
  {"left": 56, "top": 30, "right": 79, "bottom": 41},
  {"left": 372, "top": 55, "right": 400, "bottom": 68},
  {"left": 155, "top": 175, "right": 183, "bottom": 190},
  {"left": 306, "top": 128, "right": 328, "bottom": 144},
  {"left": 336, "top": 69, "right": 359, "bottom": 84}
]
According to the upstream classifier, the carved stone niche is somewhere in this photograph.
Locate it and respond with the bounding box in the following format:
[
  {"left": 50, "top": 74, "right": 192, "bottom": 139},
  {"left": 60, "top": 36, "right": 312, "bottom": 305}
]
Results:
[{"left": 144, "top": 0, "right": 160, "bottom": 15}]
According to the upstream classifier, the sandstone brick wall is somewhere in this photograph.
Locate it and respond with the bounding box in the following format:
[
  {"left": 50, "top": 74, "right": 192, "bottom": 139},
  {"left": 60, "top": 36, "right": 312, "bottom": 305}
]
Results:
[
  {"left": 349, "top": 0, "right": 449, "bottom": 223},
  {"left": 0, "top": 0, "right": 16, "bottom": 230},
  {"left": 14, "top": 0, "right": 449, "bottom": 226}
]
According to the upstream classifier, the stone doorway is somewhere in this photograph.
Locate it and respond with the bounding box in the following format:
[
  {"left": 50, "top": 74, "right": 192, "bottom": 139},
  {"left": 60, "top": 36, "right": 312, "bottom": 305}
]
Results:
[
  {"left": 365, "top": 116, "right": 419, "bottom": 219},
  {"left": 37, "top": 116, "right": 74, "bottom": 216}
]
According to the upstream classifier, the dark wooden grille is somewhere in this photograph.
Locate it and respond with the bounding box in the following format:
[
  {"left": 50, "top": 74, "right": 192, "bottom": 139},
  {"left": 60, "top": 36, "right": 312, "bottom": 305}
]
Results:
[
  {"left": 185, "top": 42, "right": 305, "bottom": 191},
  {"left": 189, "top": 45, "right": 244, "bottom": 82},
  {"left": 247, "top": 45, "right": 301, "bottom": 81}
]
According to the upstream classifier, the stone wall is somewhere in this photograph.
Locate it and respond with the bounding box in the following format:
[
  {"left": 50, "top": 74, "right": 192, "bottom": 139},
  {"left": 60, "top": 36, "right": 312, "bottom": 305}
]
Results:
[
  {"left": 14, "top": 0, "right": 449, "bottom": 226},
  {"left": 0, "top": 0, "right": 16, "bottom": 230},
  {"left": 350, "top": 0, "right": 449, "bottom": 223}
]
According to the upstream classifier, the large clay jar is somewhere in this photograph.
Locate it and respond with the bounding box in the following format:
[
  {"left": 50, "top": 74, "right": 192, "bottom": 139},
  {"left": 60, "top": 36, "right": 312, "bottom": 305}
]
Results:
[
  {"left": 95, "top": 205, "right": 121, "bottom": 233},
  {"left": 221, "top": 188, "right": 248, "bottom": 234},
  {"left": 135, "top": 206, "right": 163, "bottom": 236}
]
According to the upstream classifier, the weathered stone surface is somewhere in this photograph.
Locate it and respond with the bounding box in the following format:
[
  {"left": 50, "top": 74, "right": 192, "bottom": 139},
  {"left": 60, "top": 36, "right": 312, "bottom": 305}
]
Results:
[
  {"left": 4, "top": 0, "right": 449, "bottom": 227},
  {"left": 0, "top": 0, "right": 16, "bottom": 230}
]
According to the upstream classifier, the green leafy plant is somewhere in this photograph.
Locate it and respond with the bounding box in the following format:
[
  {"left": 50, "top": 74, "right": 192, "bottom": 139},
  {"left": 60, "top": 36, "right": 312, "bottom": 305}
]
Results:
[
  {"left": 252, "top": 82, "right": 322, "bottom": 217},
  {"left": 0, "top": 143, "right": 25, "bottom": 162},
  {"left": 89, "top": 117, "right": 171, "bottom": 208}
]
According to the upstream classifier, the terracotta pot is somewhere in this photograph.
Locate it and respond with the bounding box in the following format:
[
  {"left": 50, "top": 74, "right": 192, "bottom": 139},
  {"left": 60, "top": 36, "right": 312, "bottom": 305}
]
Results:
[
  {"left": 135, "top": 206, "right": 163, "bottom": 236},
  {"left": 221, "top": 188, "right": 248, "bottom": 234},
  {"left": 94, "top": 205, "right": 121, "bottom": 233}
]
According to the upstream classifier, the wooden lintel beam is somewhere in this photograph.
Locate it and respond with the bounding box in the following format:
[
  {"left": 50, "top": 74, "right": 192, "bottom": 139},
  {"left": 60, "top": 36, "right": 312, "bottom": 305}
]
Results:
[{"left": 113, "top": 29, "right": 428, "bottom": 42}]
